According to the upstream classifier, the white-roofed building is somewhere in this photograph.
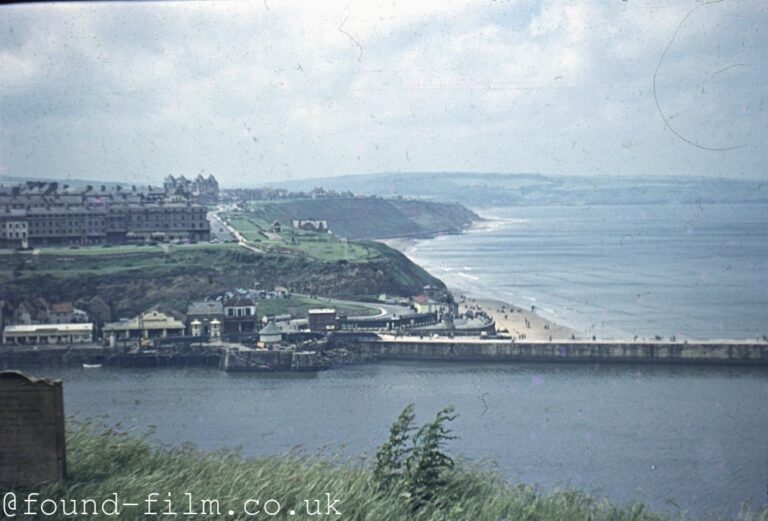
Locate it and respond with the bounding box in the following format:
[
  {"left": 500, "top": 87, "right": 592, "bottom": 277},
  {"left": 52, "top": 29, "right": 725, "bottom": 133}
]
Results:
[
  {"left": 258, "top": 321, "right": 282, "bottom": 346},
  {"left": 3, "top": 323, "right": 93, "bottom": 345}
]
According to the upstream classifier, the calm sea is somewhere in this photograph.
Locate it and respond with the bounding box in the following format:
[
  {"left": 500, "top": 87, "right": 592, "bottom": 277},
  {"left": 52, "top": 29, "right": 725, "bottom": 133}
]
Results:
[
  {"left": 403, "top": 203, "right": 768, "bottom": 339},
  {"left": 37, "top": 364, "right": 768, "bottom": 517}
]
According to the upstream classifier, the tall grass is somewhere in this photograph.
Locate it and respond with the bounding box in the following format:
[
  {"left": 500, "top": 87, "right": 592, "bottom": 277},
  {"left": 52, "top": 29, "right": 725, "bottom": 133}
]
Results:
[{"left": 5, "top": 420, "right": 766, "bottom": 521}]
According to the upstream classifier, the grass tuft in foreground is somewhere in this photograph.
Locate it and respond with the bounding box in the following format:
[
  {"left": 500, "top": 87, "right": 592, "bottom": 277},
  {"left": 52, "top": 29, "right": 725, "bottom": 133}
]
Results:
[{"left": 5, "top": 418, "right": 767, "bottom": 521}]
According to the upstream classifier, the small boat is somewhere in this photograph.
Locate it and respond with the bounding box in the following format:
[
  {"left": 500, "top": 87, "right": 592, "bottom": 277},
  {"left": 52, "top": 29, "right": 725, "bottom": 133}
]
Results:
[{"left": 83, "top": 363, "right": 102, "bottom": 369}]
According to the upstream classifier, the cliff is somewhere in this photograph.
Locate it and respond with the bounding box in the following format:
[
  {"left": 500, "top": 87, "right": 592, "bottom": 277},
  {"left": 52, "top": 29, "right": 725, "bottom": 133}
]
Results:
[
  {"left": 0, "top": 244, "right": 443, "bottom": 318},
  {"left": 244, "top": 196, "right": 479, "bottom": 239}
]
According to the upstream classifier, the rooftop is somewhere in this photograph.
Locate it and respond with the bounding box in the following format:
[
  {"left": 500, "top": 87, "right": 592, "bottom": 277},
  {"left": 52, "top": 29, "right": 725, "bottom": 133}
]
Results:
[
  {"left": 187, "top": 301, "right": 224, "bottom": 315},
  {"left": 308, "top": 308, "right": 336, "bottom": 314},
  {"left": 259, "top": 321, "right": 281, "bottom": 336},
  {"left": 103, "top": 310, "right": 185, "bottom": 332},
  {"left": 225, "top": 297, "right": 256, "bottom": 308},
  {"left": 4, "top": 323, "right": 93, "bottom": 333}
]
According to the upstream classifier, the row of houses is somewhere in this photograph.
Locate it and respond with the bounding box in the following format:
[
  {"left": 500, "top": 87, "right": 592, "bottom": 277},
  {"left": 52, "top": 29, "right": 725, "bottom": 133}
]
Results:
[
  {"left": 1, "top": 282, "right": 460, "bottom": 347},
  {"left": 0, "top": 294, "right": 256, "bottom": 345},
  {"left": 0, "top": 181, "right": 211, "bottom": 248},
  {"left": 1, "top": 297, "right": 111, "bottom": 329},
  {"left": 0, "top": 296, "right": 105, "bottom": 345},
  {"left": 219, "top": 186, "right": 355, "bottom": 204}
]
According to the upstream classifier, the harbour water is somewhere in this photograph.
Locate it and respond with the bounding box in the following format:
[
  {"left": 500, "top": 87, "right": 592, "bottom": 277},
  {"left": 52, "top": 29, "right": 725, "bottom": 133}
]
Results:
[
  {"left": 40, "top": 363, "right": 767, "bottom": 517},
  {"left": 402, "top": 203, "right": 768, "bottom": 340}
]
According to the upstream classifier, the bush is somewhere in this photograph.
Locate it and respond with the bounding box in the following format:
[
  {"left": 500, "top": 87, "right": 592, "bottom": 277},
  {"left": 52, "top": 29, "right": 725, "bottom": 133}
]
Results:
[{"left": 374, "top": 405, "right": 457, "bottom": 510}]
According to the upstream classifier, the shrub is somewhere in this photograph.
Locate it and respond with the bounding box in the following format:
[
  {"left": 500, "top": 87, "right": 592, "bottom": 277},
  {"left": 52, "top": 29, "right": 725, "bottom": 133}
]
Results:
[
  {"left": 374, "top": 404, "right": 416, "bottom": 489},
  {"left": 374, "top": 405, "right": 457, "bottom": 510}
]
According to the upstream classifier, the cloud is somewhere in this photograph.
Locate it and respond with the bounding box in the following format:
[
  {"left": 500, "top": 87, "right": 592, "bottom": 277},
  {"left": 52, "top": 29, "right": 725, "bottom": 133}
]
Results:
[{"left": 0, "top": 0, "right": 766, "bottom": 186}]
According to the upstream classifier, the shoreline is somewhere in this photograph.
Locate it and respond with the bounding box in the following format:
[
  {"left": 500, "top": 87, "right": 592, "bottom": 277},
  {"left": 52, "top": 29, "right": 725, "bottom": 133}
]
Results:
[
  {"left": 452, "top": 291, "right": 581, "bottom": 341},
  {"left": 381, "top": 217, "right": 587, "bottom": 341},
  {"left": 384, "top": 216, "right": 767, "bottom": 343}
]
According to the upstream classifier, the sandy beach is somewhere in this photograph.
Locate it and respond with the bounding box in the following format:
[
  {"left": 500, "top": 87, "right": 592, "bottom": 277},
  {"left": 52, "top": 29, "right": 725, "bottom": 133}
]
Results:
[
  {"left": 453, "top": 290, "right": 580, "bottom": 341},
  {"left": 381, "top": 233, "right": 582, "bottom": 341}
]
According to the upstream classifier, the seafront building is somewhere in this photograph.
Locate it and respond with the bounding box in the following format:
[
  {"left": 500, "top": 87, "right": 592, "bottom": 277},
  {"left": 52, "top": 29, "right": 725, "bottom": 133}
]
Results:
[
  {"left": 2, "top": 323, "right": 94, "bottom": 345},
  {"left": 102, "top": 310, "right": 186, "bottom": 347},
  {"left": 257, "top": 321, "right": 282, "bottom": 347},
  {"left": 163, "top": 174, "right": 219, "bottom": 204},
  {"left": 222, "top": 297, "right": 258, "bottom": 340},
  {"left": 308, "top": 308, "right": 338, "bottom": 332},
  {"left": 186, "top": 301, "right": 224, "bottom": 338},
  {"left": 0, "top": 180, "right": 213, "bottom": 248}
]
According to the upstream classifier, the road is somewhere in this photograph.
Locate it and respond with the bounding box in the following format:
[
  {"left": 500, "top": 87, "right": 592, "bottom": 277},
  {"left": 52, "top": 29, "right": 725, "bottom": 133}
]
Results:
[{"left": 208, "top": 208, "right": 264, "bottom": 254}]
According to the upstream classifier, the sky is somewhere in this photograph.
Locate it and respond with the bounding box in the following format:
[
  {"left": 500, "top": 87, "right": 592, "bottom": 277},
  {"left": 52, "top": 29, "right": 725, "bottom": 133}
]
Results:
[{"left": 0, "top": 0, "right": 766, "bottom": 188}]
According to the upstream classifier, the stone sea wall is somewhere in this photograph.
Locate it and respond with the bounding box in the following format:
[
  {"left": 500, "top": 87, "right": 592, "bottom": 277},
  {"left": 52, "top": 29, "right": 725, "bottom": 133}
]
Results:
[
  {"left": 222, "top": 349, "right": 321, "bottom": 372},
  {"left": 330, "top": 337, "right": 768, "bottom": 365}
]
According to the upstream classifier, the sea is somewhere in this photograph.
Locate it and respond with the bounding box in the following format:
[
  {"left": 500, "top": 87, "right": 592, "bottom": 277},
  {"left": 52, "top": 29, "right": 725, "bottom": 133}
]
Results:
[{"left": 401, "top": 203, "right": 768, "bottom": 340}]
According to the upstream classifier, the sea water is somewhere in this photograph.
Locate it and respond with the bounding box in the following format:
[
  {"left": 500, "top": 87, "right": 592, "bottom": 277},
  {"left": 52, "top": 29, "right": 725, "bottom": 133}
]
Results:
[{"left": 402, "top": 203, "right": 768, "bottom": 339}]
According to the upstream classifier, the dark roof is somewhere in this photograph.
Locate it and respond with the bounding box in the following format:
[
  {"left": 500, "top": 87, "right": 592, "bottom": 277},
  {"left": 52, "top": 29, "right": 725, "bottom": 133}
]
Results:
[
  {"left": 187, "top": 301, "right": 224, "bottom": 315},
  {"left": 224, "top": 297, "right": 256, "bottom": 308},
  {"left": 50, "top": 302, "right": 74, "bottom": 314},
  {"left": 150, "top": 304, "right": 186, "bottom": 323}
]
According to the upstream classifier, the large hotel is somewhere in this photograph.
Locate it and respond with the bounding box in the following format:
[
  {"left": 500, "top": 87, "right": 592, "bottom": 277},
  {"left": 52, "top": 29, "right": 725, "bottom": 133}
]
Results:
[{"left": 0, "top": 175, "right": 217, "bottom": 248}]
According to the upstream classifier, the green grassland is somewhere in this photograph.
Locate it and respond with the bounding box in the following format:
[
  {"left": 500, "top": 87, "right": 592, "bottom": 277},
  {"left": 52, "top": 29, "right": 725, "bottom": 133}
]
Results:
[
  {"left": 222, "top": 212, "right": 377, "bottom": 261},
  {"left": 11, "top": 420, "right": 763, "bottom": 521},
  {"left": 256, "top": 295, "right": 379, "bottom": 318},
  {"left": 0, "top": 244, "right": 242, "bottom": 280},
  {"left": 239, "top": 196, "right": 479, "bottom": 240},
  {"left": 33, "top": 242, "right": 241, "bottom": 256}
]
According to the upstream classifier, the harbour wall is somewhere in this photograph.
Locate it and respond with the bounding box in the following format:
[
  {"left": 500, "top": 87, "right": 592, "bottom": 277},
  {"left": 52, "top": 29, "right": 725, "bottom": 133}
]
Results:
[
  {"left": 329, "top": 336, "right": 768, "bottom": 366},
  {"left": 4, "top": 339, "right": 767, "bottom": 370},
  {"left": 0, "top": 345, "right": 221, "bottom": 369},
  {"left": 222, "top": 349, "right": 321, "bottom": 372}
]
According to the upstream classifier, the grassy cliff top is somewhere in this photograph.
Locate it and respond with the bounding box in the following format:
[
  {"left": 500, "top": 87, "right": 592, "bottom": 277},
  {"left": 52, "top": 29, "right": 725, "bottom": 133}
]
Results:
[
  {"left": 14, "top": 420, "right": 760, "bottom": 521},
  {"left": 236, "top": 196, "right": 479, "bottom": 240},
  {"left": 0, "top": 242, "right": 443, "bottom": 317}
]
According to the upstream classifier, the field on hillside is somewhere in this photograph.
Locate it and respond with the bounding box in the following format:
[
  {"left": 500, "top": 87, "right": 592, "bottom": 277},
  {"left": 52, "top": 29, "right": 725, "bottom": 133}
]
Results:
[
  {"left": 238, "top": 196, "right": 478, "bottom": 240},
  {"left": 257, "top": 295, "right": 379, "bottom": 318},
  {"left": 222, "top": 212, "right": 377, "bottom": 261}
]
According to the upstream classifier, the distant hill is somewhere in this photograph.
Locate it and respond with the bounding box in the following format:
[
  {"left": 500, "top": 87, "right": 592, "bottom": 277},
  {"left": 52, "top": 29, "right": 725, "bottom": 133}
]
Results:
[
  {"left": 266, "top": 173, "right": 768, "bottom": 208},
  {"left": 246, "top": 197, "right": 479, "bottom": 239}
]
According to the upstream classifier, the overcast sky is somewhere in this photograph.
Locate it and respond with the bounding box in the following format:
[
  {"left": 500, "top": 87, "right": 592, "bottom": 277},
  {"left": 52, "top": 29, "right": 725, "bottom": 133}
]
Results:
[{"left": 1, "top": 0, "right": 766, "bottom": 187}]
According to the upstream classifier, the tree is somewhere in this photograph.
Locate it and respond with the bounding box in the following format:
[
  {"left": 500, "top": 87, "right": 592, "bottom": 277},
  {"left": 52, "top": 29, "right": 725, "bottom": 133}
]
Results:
[
  {"left": 374, "top": 404, "right": 415, "bottom": 489},
  {"left": 403, "top": 406, "right": 456, "bottom": 506},
  {"left": 373, "top": 405, "right": 457, "bottom": 509}
]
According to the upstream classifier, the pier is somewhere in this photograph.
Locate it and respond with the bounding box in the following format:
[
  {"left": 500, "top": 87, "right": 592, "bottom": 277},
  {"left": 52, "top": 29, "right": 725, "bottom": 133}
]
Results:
[
  {"left": 4, "top": 336, "right": 767, "bottom": 371},
  {"left": 329, "top": 334, "right": 768, "bottom": 366}
]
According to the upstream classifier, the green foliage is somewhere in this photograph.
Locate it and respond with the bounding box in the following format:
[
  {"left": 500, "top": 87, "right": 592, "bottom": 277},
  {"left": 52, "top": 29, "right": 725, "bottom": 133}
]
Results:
[
  {"left": 243, "top": 196, "right": 477, "bottom": 240},
  {"left": 374, "top": 405, "right": 458, "bottom": 510},
  {"left": 5, "top": 419, "right": 767, "bottom": 521},
  {"left": 374, "top": 404, "right": 416, "bottom": 489},
  {"left": 403, "top": 407, "right": 457, "bottom": 508},
  {"left": 256, "top": 295, "right": 378, "bottom": 318}
]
